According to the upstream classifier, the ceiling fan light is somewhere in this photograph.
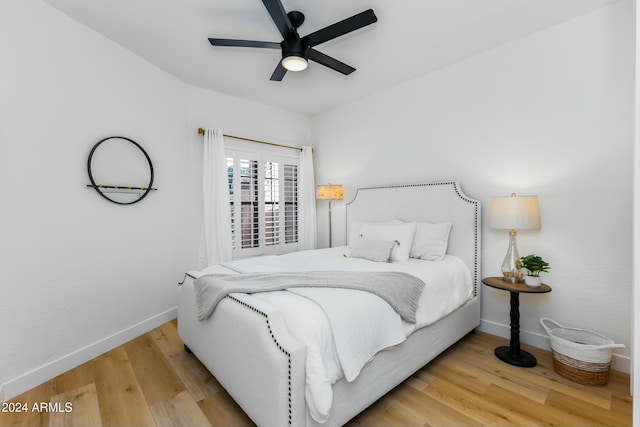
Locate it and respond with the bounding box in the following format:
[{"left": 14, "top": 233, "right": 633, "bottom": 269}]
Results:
[{"left": 282, "top": 55, "right": 308, "bottom": 72}]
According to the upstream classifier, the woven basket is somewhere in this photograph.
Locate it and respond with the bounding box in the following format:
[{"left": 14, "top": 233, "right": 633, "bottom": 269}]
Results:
[{"left": 540, "top": 318, "right": 624, "bottom": 386}]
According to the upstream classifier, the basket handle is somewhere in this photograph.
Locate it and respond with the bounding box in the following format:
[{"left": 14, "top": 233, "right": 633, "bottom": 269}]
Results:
[
  {"left": 540, "top": 317, "right": 564, "bottom": 334},
  {"left": 540, "top": 318, "right": 625, "bottom": 350},
  {"left": 589, "top": 343, "right": 626, "bottom": 350},
  {"left": 585, "top": 344, "right": 625, "bottom": 350}
]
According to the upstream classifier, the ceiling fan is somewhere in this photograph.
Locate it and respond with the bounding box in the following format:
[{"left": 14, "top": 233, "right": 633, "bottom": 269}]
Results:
[{"left": 208, "top": 0, "right": 377, "bottom": 81}]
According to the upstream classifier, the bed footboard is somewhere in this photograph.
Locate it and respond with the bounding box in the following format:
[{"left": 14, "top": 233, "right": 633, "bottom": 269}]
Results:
[{"left": 178, "top": 274, "right": 307, "bottom": 427}]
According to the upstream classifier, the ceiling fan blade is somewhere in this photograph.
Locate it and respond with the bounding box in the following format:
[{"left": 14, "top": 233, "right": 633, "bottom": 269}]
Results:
[
  {"left": 209, "top": 38, "right": 280, "bottom": 49},
  {"left": 270, "top": 62, "right": 288, "bottom": 81},
  {"left": 308, "top": 49, "right": 355, "bottom": 75},
  {"left": 261, "top": 0, "right": 296, "bottom": 39},
  {"left": 302, "top": 9, "right": 377, "bottom": 47}
]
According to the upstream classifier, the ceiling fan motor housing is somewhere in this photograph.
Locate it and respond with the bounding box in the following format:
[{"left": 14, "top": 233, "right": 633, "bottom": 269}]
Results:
[{"left": 281, "top": 38, "right": 309, "bottom": 60}]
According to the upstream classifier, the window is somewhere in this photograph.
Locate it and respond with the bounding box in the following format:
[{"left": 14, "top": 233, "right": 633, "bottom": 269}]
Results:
[{"left": 226, "top": 147, "right": 299, "bottom": 258}]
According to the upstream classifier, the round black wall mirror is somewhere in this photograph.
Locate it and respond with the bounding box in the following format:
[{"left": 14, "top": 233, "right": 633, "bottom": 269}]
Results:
[{"left": 87, "top": 136, "right": 156, "bottom": 205}]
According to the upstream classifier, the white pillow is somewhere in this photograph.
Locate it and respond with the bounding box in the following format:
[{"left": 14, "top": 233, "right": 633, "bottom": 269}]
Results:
[
  {"left": 409, "top": 221, "right": 452, "bottom": 261},
  {"left": 359, "top": 221, "right": 416, "bottom": 262},
  {"left": 349, "top": 237, "right": 395, "bottom": 262}
]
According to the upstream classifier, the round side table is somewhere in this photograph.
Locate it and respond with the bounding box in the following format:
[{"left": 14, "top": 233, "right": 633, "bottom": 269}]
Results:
[{"left": 482, "top": 276, "right": 552, "bottom": 367}]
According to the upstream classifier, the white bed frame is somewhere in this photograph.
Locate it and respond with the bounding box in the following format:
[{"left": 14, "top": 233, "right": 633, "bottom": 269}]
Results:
[{"left": 178, "top": 181, "right": 481, "bottom": 427}]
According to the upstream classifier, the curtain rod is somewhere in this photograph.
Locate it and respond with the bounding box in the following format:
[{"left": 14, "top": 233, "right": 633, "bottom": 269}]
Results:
[{"left": 197, "top": 128, "right": 302, "bottom": 151}]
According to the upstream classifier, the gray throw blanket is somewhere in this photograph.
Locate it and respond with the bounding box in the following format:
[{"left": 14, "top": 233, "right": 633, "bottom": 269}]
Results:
[{"left": 193, "top": 271, "right": 425, "bottom": 323}]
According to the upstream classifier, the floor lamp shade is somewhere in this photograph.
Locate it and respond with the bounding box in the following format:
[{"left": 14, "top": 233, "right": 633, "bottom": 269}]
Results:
[
  {"left": 316, "top": 185, "right": 344, "bottom": 247},
  {"left": 316, "top": 185, "right": 344, "bottom": 201},
  {"left": 490, "top": 194, "right": 541, "bottom": 282}
]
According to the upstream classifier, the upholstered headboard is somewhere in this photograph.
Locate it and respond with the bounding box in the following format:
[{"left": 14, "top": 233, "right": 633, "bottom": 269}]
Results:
[{"left": 345, "top": 182, "right": 481, "bottom": 297}]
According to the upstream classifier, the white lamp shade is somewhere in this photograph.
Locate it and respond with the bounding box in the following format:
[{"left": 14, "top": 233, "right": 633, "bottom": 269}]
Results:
[{"left": 490, "top": 194, "right": 541, "bottom": 230}]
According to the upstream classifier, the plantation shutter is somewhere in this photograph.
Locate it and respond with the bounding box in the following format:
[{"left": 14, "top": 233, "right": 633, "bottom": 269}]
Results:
[
  {"left": 284, "top": 163, "right": 298, "bottom": 244},
  {"left": 226, "top": 148, "right": 299, "bottom": 258}
]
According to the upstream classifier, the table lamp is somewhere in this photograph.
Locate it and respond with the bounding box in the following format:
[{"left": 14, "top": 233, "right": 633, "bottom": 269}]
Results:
[
  {"left": 316, "top": 184, "right": 344, "bottom": 247},
  {"left": 490, "top": 193, "right": 541, "bottom": 283}
]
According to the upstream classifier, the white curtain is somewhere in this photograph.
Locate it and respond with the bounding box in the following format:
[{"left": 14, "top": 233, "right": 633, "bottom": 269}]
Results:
[
  {"left": 298, "top": 146, "right": 317, "bottom": 250},
  {"left": 197, "top": 128, "right": 232, "bottom": 269}
]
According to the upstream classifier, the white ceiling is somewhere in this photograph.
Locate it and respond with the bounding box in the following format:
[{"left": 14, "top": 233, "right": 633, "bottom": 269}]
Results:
[{"left": 42, "top": 0, "right": 620, "bottom": 116}]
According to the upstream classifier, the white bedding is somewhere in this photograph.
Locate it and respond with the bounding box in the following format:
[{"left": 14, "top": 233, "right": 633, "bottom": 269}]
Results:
[{"left": 195, "top": 246, "right": 472, "bottom": 423}]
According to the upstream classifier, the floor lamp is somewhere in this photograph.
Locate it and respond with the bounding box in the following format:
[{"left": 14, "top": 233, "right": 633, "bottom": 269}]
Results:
[{"left": 316, "top": 184, "right": 344, "bottom": 248}]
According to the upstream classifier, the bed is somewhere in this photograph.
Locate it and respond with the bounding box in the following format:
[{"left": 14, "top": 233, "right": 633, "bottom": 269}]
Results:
[{"left": 178, "top": 181, "right": 481, "bottom": 426}]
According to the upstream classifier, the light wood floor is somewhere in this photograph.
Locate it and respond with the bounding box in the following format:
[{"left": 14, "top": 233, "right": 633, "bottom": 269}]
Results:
[{"left": 1, "top": 319, "right": 631, "bottom": 427}]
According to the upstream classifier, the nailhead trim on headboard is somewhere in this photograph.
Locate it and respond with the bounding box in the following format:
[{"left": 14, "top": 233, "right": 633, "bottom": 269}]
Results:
[{"left": 227, "top": 295, "right": 293, "bottom": 426}]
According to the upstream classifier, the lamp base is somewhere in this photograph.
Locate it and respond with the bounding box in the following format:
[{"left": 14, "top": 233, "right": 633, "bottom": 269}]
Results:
[
  {"left": 501, "top": 273, "right": 522, "bottom": 284},
  {"left": 501, "top": 230, "right": 524, "bottom": 283}
]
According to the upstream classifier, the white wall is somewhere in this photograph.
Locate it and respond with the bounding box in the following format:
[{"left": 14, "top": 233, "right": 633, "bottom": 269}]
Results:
[
  {"left": 312, "top": 1, "right": 634, "bottom": 371},
  {"left": 0, "top": 0, "right": 310, "bottom": 400}
]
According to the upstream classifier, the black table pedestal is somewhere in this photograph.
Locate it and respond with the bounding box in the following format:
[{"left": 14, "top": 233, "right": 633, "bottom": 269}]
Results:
[
  {"left": 497, "top": 291, "right": 537, "bottom": 367},
  {"left": 495, "top": 345, "right": 537, "bottom": 367}
]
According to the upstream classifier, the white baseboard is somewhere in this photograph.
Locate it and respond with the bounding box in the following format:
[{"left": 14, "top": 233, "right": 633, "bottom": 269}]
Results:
[
  {"left": 1, "top": 307, "right": 177, "bottom": 402},
  {"left": 479, "top": 318, "right": 630, "bottom": 374}
]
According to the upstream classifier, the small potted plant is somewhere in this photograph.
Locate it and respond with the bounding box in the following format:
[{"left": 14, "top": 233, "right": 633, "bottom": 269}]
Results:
[{"left": 519, "top": 254, "right": 550, "bottom": 288}]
